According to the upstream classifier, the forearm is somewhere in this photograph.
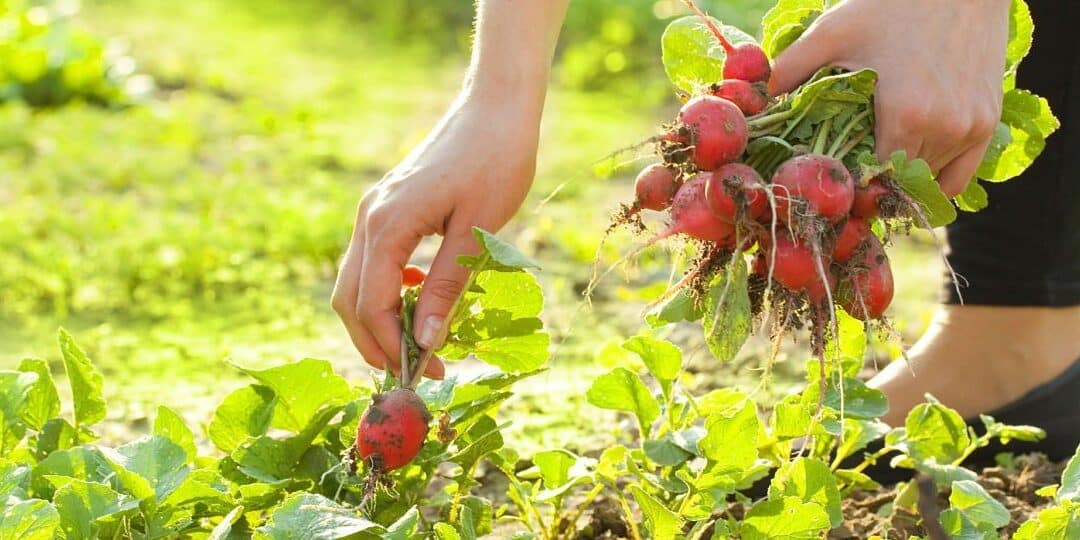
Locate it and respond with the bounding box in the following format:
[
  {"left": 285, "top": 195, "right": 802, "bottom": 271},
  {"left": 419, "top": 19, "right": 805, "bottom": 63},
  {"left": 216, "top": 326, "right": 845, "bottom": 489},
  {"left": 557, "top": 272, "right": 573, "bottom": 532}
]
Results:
[{"left": 463, "top": 0, "right": 570, "bottom": 118}]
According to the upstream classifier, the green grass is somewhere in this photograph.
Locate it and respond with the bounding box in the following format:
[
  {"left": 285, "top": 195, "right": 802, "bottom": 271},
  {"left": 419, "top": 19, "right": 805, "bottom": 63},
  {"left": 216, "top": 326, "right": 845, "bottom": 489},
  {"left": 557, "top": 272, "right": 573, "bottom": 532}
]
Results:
[{"left": 0, "top": 0, "right": 945, "bottom": 451}]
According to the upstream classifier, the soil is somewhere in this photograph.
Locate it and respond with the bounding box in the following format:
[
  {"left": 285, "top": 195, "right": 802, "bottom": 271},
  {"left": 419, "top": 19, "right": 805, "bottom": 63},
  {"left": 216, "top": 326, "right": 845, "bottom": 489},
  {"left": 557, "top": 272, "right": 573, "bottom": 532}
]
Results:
[{"left": 481, "top": 452, "right": 1066, "bottom": 539}]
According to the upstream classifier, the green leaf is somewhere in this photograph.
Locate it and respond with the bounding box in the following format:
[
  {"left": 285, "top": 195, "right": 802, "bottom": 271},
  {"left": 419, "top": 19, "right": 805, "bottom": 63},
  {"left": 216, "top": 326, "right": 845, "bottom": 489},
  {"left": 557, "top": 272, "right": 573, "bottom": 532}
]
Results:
[
  {"left": 31, "top": 446, "right": 111, "bottom": 499},
  {"left": 433, "top": 522, "right": 462, "bottom": 540},
  {"left": 824, "top": 308, "right": 866, "bottom": 362},
  {"left": 800, "top": 376, "right": 888, "bottom": 420},
  {"left": 51, "top": 478, "right": 139, "bottom": 540},
  {"left": 769, "top": 458, "right": 842, "bottom": 527},
  {"left": 629, "top": 485, "right": 684, "bottom": 540},
  {"left": 154, "top": 406, "right": 197, "bottom": 463},
  {"left": 1006, "top": 0, "right": 1034, "bottom": 77},
  {"left": 661, "top": 16, "right": 757, "bottom": 93},
  {"left": 889, "top": 151, "right": 957, "bottom": 227},
  {"left": 622, "top": 335, "right": 682, "bottom": 398},
  {"left": 35, "top": 418, "right": 80, "bottom": 460},
  {"left": 741, "top": 496, "right": 831, "bottom": 540},
  {"left": 901, "top": 398, "right": 970, "bottom": 464},
  {"left": 0, "top": 499, "right": 61, "bottom": 540},
  {"left": 586, "top": 368, "right": 660, "bottom": 432},
  {"left": 532, "top": 449, "right": 577, "bottom": 490},
  {"left": 702, "top": 261, "right": 751, "bottom": 363},
  {"left": 645, "top": 288, "right": 703, "bottom": 327},
  {"left": 950, "top": 479, "right": 1011, "bottom": 530},
  {"left": 939, "top": 508, "right": 997, "bottom": 540},
  {"left": 16, "top": 359, "right": 60, "bottom": 431},
  {"left": 231, "top": 405, "right": 342, "bottom": 482},
  {"left": 449, "top": 416, "right": 503, "bottom": 474},
  {"left": 699, "top": 399, "right": 759, "bottom": 475},
  {"left": 1, "top": 460, "right": 30, "bottom": 500},
  {"left": 0, "top": 371, "right": 37, "bottom": 450},
  {"left": 160, "top": 469, "right": 236, "bottom": 515},
  {"left": 977, "top": 89, "right": 1058, "bottom": 182},
  {"left": 644, "top": 436, "right": 695, "bottom": 467},
  {"left": 458, "top": 228, "right": 540, "bottom": 272},
  {"left": 1012, "top": 502, "right": 1080, "bottom": 540},
  {"left": 208, "top": 385, "right": 277, "bottom": 453},
  {"left": 761, "top": 0, "right": 823, "bottom": 57},
  {"left": 384, "top": 507, "right": 420, "bottom": 540},
  {"left": 786, "top": 69, "right": 878, "bottom": 125},
  {"left": 459, "top": 496, "right": 494, "bottom": 537},
  {"left": 57, "top": 330, "right": 106, "bottom": 428},
  {"left": 232, "top": 358, "right": 353, "bottom": 433},
  {"left": 1059, "top": 444, "right": 1080, "bottom": 503},
  {"left": 955, "top": 179, "right": 989, "bottom": 212},
  {"left": 440, "top": 271, "right": 550, "bottom": 373},
  {"left": 254, "top": 492, "right": 385, "bottom": 539},
  {"left": 100, "top": 435, "right": 189, "bottom": 503},
  {"left": 208, "top": 506, "right": 244, "bottom": 540},
  {"left": 835, "top": 419, "right": 890, "bottom": 464}
]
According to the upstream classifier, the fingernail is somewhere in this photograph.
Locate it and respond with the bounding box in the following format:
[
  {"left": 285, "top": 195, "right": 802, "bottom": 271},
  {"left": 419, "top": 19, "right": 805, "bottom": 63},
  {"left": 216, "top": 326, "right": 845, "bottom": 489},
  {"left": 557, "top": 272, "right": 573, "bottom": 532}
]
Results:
[{"left": 417, "top": 315, "right": 444, "bottom": 350}]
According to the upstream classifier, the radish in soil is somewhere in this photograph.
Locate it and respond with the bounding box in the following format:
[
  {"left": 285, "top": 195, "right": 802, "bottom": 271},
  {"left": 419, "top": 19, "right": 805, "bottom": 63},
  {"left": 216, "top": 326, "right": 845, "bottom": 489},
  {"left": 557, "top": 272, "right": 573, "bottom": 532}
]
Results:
[
  {"left": 676, "top": 96, "right": 749, "bottom": 170},
  {"left": 634, "top": 163, "right": 681, "bottom": 212},
  {"left": 356, "top": 388, "right": 432, "bottom": 471},
  {"left": 704, "top": 163, "right": 769, "bottom": 223},
  {"left": 709, "top": 80, "right": 768, "bottom": 115},
  {"left": 771, "top": 154, "right": 855, "bottom": 224},
  {"left": 832, "top": 217, "right": 870, "bottom": 262},
  {"left": 838, "top": 236, "right": 894, "bottom": 320}
]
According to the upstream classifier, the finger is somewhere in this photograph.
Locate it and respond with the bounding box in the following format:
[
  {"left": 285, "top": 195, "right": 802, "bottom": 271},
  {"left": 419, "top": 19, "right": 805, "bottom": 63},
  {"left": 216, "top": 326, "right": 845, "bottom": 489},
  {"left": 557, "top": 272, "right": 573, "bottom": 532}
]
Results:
[
  {"left": 936, "top": 140, "right": 990, "bottom": 198},
  {"left": 356, "top": 223, "right": 423, "bottom": 371},
  {"left": 413, "top": 225, "right": 479, "bottom": 352},
  {"left": 768, "top": 20, "right": 841, "bottom": 96},
  {"left": 331, "top": 244, "right": 391, "bottom": 372},
  {"left": 873, "top": 97, "right": 923, "bottom": 164}
]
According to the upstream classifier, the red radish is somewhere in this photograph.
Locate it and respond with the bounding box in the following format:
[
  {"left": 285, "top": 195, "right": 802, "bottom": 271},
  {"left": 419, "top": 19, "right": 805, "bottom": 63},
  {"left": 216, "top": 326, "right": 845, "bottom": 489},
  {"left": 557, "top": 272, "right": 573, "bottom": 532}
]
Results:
[
  {"left": 680, "top": 0, "right": 771, "bottom": 83},
  {"left": 356, "top": 388, "right": 431, "bottom": 471},
  {"left": 401, "top": 265, "right": 426, "bottom": 287},
  {"left": 677, "top": 96, "right": 748, "bottom": 170},
  {"left": 709, "top": 80, "right": 768, "bottom": 115},
  {"left": 771, "top": 154, "right": 855, "bottom": 223},
  {"left": 668, "top": 174, "right": 737, "bottom": 244},
  {"left": 839, "top": 236, "right": 894, "bottom": 320},
  {"left": 832, "top": 217, "right": 870, "bottom": 263},
  {"left": 805, "top": 269, "right": 839, "bottom": 304},
  {"left": 704, "top": 164, "right": 768, "bottom": 223},
  {"left": 722, "top": 42, "right": 772, "bottom": 83},
  {"left": 634, "top": 164, "right": 681, "bottom": 211},
  {"left": 751, "top": 252, "right": 768, "bottom": 276},
  {"left": 852, "top": 178, "right": 892, "bottom": 218},
  {"left": 762, "top": 233, "right": 819, "bottom": 291}
]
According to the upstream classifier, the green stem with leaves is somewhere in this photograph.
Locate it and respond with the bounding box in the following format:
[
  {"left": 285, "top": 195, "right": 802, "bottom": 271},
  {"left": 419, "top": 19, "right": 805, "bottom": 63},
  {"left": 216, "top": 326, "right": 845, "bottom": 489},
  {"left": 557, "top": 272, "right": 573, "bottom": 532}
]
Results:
[
  {"left": 827, "top": 110, "right": 871, "bottom": 157},
  {"left": 408, "top": 253, "right": 487, "bottom": 389}
]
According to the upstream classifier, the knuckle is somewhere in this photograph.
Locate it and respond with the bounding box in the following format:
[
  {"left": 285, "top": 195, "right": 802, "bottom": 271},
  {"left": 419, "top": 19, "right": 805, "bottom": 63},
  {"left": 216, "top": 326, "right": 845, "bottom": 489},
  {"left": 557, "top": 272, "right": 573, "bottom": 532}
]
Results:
[
  {"left": 330, "top": 292, "right": 349, "bottom": 316},
  {"left": 364, "top": 202, "right": 396, "bottom": 230}
]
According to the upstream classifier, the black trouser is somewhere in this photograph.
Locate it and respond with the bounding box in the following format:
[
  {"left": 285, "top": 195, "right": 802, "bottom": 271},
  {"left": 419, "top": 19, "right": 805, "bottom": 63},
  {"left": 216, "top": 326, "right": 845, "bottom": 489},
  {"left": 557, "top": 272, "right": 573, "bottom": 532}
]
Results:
[{"left": 945, "top": 0, "right": 1080, "bottom": 306}]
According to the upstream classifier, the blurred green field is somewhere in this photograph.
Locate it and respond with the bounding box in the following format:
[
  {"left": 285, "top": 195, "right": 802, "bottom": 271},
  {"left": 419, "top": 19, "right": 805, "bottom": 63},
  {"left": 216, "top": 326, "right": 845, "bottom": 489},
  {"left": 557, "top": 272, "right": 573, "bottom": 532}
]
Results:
[{"left": 0, "top": 0, "right": 944, "bottom": 453}]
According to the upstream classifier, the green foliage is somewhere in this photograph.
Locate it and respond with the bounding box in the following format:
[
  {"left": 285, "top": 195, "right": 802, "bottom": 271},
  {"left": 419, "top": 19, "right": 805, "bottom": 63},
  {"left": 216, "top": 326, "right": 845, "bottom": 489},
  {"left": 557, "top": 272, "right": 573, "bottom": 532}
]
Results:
[{"left": 0, "top": 0, "right": 137, "bottom": 107}]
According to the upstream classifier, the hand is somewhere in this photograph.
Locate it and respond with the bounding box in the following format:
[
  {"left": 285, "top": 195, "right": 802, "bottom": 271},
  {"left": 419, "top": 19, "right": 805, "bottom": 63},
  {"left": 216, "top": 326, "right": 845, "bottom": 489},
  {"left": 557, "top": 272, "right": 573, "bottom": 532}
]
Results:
[
  {"left": 331, "top": 94, "right": 541, "bottom": 379},
  {"left": 769, "top": 0, "right": 1010, "bottom": 196}
]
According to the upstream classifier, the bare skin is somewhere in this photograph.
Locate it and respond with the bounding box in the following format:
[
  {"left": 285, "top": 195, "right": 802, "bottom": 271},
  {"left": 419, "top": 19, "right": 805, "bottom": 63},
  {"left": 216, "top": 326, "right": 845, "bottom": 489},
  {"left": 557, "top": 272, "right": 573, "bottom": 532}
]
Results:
[
  {"left": 870, "top": 306, "right": 1080, "bottom": 427},
  {"left": 333, "top": 0, "right": 1073, "bottom": 429}
]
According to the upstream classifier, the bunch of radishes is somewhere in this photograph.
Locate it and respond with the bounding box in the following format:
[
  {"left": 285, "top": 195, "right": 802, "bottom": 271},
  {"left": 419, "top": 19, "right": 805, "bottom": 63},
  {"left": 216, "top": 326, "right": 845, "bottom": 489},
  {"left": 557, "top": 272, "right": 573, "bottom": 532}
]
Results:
[{"left": 613, "top": 1, "right": 915, "bottom": 348}]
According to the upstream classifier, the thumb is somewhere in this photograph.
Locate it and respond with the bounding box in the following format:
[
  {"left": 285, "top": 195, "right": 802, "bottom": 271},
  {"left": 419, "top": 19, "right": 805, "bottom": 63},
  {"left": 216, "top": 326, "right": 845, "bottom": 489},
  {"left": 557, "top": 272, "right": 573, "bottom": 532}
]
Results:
[
  {"left": 767, "top": 21, "right": 840, "bottom": 96},
  {"left": 413, "top": 226, "right": 478, "bottom": 352}
]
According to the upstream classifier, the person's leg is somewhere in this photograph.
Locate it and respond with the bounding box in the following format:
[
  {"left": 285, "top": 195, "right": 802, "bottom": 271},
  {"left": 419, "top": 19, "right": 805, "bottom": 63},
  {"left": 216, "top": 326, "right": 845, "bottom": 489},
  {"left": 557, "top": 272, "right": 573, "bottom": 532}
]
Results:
[{"left": 867, "top": 0, "right": 1080, "bottom": 456}]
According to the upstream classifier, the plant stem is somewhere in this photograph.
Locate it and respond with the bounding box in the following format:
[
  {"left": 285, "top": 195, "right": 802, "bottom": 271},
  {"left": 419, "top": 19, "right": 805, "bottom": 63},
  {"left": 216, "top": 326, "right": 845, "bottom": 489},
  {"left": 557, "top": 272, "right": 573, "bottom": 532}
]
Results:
[
  {"left": 561, "top": 483, "right": 605, "bottom": 540},
  {"left": 612, "top": 484, "right": 644, "bottom": 540},
  {"left": 780, "top": 106, "right": 811, "bottom": 139},
  {"left": 679, "top": 0, "right": 734, "bottom": 52},
  {"left": 833, "top": 127, "right": 873, "bottom": 161},
  {"left": 827, "top": 110, "right": 871, "bottom": 157},
  {"left": 747, "top": 108, "right": 796, "bottom": 129},
  {"left": 408, "top": 254, "right": 488, "bottom": 389},
  {"left": 812, "top": 117, "right": 832, "bottom": 155},
  {"left": 848, "top": 446, "right": 894, "bottom": 474}
]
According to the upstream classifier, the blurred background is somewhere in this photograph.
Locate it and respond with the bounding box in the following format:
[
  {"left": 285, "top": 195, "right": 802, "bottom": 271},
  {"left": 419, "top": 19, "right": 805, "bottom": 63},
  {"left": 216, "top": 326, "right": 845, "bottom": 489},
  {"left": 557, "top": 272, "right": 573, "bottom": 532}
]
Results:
[{"left": 0, "top": 0, "right": 942, "bottom": 451}]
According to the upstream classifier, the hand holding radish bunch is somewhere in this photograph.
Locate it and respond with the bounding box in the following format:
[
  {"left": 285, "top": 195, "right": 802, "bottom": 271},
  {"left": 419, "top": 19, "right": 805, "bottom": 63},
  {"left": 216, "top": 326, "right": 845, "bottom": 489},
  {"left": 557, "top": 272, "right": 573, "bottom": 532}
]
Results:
[{"left": 603, "top": 0, "right": 1053, "bottom": 360}]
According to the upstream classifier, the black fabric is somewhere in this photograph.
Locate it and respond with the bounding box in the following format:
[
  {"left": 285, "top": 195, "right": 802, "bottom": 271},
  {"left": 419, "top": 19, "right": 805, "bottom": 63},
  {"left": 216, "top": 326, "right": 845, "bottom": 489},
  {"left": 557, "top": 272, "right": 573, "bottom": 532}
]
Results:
[{"left": 945, "top": 0, "right": 1080, "bottom": 306}]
